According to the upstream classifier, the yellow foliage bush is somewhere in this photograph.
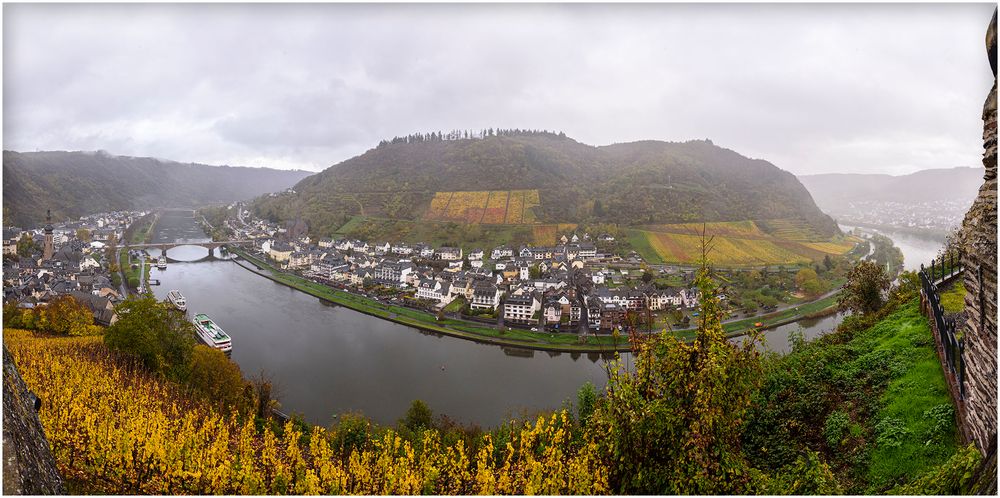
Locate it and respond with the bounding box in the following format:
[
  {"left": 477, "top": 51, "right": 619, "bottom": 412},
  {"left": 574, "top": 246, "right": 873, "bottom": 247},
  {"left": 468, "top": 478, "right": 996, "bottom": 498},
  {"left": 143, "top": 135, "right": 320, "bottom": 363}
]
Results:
[{"left": 5, "top": 329, "right": 608, "bottom": 495}]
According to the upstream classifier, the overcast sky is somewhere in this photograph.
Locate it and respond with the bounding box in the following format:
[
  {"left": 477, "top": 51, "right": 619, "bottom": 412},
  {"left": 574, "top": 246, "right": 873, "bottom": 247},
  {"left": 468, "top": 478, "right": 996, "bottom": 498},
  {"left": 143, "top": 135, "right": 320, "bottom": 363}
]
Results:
[{"left": 3, "top": 3, "right": 995, "bottom": 175}]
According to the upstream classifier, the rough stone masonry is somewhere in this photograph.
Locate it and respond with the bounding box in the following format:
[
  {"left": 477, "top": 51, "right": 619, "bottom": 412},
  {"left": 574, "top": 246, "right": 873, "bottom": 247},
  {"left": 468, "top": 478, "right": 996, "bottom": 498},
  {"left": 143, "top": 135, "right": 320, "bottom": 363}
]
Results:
[
  {"left": 2, "top": 345, "right": 66, "bottom": 494},
  {"left": 958, "top": 7, "right": 998, "bottom": 454}
]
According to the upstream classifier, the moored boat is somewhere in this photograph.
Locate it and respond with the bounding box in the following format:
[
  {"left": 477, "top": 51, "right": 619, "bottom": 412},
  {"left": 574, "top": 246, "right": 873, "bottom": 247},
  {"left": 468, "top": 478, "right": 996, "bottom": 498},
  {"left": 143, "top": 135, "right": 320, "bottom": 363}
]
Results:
[
  {"left": 157, "top": 256, "right": 167, "bottom": 269},
  {"left": 167, "top": 289, "right": 187, "bottom": 311},
  {"left": 192, "top": 313, "right": 233, "bottom": 353}
]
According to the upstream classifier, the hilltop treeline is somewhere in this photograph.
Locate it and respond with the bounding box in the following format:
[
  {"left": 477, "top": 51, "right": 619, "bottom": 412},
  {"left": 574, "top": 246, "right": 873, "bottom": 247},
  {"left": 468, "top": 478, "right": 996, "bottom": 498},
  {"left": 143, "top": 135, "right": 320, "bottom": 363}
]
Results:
[{"left": 378, "top": 128, "right": 567, "bottom": 146}]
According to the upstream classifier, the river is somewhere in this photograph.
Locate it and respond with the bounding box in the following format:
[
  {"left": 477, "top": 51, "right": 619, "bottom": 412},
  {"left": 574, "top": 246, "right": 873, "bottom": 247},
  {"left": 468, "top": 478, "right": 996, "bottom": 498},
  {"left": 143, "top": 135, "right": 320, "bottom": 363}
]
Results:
[
  {"left": 146, "top": 211, "right": 613, "bottom": 427},
  {"left": 141, "top": 213, "right": 942, "bottom": 427},
  {"left": 839, "top": 224, "right": 947, "bottom": 272}
]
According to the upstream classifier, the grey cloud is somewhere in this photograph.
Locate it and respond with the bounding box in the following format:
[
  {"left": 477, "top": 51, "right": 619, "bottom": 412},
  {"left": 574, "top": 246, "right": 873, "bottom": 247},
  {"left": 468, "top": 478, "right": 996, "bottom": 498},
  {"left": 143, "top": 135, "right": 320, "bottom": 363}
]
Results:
[{"left": 3, "top": 2, "right": 995, "bottom": 174}]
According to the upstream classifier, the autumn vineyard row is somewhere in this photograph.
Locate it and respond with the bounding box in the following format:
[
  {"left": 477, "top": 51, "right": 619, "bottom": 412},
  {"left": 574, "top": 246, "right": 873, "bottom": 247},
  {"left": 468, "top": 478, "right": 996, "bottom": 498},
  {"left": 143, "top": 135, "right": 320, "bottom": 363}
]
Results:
[
  {"left": 423, "top": 190, "right": 541, "bottom": 224},
  {"left": 5, "top": 329, "right": 609, "bottom": 495}
]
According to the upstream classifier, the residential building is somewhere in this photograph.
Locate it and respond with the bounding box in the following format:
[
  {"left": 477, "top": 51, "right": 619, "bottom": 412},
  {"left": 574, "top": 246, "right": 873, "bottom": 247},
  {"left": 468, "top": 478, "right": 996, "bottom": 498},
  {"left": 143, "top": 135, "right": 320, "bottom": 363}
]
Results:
[
  {"left": 470, "top": 281, "right": 501, "bottom": 311},
  {"left": 416, "top": 278, "right": 453, "bottom": 304},
  {"left": 491, "top": 246, "right": 513, "bottom": 260},
  {"left": 269, "top": 241, "right": 293, "bottom": 263},
  {"left": 436, "top": 246, "right": 462, "bottom": 261},
  {"left": 504, "top": 292, "right": 541, "bottom": 324}
]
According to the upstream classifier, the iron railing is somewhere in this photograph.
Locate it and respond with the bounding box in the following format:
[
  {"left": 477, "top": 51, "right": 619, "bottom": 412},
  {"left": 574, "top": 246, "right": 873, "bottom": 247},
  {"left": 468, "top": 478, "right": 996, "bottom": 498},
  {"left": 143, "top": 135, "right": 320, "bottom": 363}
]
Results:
[
  {"left": 920, "top": 254, "right": 966, "bottom": 400},
  {"left": 926, "top": 250, "right": 963, "bottom": 284}
]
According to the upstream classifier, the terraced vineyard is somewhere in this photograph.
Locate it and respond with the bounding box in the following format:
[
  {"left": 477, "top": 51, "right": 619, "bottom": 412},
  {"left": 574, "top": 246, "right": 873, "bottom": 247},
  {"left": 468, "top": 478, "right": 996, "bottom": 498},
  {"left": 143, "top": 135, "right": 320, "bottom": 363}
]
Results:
[
  {"left": 522, "top": 190, "right": 541, "bottom": 223},
  {"left": 640, "top": 220, "right": 766, "bottom": 238},
  {"left": 755, "top": 218, "right": 826, "bottom": 241},
  {"left": 424, "top": 189, "right": 541, "bottom": 224},
  {"left": 506, "top": 191, "right": 525, "bottom": 223},
  {"left": 628, "top": 219, "right": 860, "bottom": 266},
  {"left": 482, "top": 191, "right": 510, "bottom": 224},
  {"left": 424, "top": 192, "right": 453, "bottom": 220}
]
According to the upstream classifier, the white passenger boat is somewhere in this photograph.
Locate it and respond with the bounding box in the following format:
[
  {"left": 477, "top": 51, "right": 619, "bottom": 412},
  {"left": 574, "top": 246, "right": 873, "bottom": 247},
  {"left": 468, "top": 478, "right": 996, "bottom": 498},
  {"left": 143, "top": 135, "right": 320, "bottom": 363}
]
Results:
[
  {"left": 166, "top": 289, "right": 187, "bottom": 312},
  {"left": 192, "top": 313, "right": 233, "bottom": 354}
]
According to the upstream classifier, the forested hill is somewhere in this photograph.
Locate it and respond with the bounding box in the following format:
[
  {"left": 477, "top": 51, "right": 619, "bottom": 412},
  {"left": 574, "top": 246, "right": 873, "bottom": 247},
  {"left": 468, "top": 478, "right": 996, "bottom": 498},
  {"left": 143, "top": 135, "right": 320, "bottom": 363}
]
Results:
[
  {"left": 254, "top": 131, "right": 839, "bottom": 238},
  {"left": 798, "top": 167, "right": 985, "bottom": 209},
  {"left": 3, "top": 150, "right": 311, "bottom": 227}
]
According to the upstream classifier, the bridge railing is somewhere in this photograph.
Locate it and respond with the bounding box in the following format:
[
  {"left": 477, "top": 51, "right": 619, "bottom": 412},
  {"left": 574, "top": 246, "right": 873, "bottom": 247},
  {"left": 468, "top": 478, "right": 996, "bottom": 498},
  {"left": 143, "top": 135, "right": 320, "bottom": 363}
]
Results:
[{"left": 919, "top": 253, "right": 966, "bottom": 401}]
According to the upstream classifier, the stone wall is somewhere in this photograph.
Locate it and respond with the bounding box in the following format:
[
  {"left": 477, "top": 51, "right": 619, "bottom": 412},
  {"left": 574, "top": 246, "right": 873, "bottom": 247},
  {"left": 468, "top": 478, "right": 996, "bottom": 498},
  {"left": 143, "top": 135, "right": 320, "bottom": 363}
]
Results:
[
  {"left": 958, "top": 8, "right": 998, "bottom": 454},
  {"left": 2, "top": 345, "right": 65, "bottom": 495}
]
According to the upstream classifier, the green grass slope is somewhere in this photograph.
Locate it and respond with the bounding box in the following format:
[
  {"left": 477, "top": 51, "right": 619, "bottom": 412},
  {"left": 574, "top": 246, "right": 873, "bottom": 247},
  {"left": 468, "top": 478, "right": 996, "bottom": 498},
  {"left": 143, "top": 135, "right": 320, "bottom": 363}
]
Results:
[{"left": 745, "top": 299, "right": 959, "bottom": 493}]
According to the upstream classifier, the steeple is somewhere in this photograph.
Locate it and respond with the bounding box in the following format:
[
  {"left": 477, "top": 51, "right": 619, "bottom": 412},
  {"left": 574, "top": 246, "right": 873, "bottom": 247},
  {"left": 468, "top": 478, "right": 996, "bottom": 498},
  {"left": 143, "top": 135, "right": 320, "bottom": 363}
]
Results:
[{"left": 42, "top": 209, "right": 54, "bottom": 260}]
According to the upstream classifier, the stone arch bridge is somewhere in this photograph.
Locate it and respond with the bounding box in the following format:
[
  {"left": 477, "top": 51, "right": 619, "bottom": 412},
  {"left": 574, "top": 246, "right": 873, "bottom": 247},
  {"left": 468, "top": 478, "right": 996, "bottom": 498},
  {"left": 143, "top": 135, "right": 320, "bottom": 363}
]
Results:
[{"left": 125, "top": 240, "right": 254, "bottom": 261}]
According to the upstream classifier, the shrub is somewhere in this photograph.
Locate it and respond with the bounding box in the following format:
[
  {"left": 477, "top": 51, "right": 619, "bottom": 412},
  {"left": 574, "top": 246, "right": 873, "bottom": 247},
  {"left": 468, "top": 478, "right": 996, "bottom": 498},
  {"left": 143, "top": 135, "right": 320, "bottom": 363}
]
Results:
[
  {"left": 893, "top": 444, "right": 982, "bottom": 495},
  {"left": 922, "top": 404, "right": 955, "bottom": 443},
  {"left": 4, "top": 296, "right": 98, "bottom": 336},
  {"left": 587, "top": 264, "right": 764, "bottom": 494},
  {"left": 188, "top": 344, "right": 249, "bottom": 412},
  {"left": 823, "top": 410, "right": 851, "bottom": 448},
  {"left": 874, "top": 417, "right": 910, "bottom": 448},
  {"left": 42, "top": 295, "right": 98, "bottom": 336},
  {"left": 401, "top": 399, "right": 434, "bottom": 433},
  {"left": 5, "top": 330, "right": 608, "bottom": 495},
  {"left": 839, "top": 260, "right": 891, "bottom": 316},
  {"left": 758, "top": 450, "right": 842, "bottom": 495},
  {"left": 330, "top": 412, "right": 373, "bottom": 457},
  {"left": 104, "top": 296, "right": 195, "bottom": 381},
  {"left": 577, "top": 382, "right": 597, "bottom": 426}
]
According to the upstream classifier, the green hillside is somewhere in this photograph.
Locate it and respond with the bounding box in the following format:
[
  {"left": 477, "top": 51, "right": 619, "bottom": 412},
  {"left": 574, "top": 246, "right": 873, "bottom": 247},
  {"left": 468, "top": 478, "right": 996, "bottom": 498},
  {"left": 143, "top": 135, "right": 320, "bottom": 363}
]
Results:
[
  {"left": 252, "top": 131, "right": 840, "bottom": 244},
  {"left": 3, "top": 150, "right": 312, "bottom": 227}
]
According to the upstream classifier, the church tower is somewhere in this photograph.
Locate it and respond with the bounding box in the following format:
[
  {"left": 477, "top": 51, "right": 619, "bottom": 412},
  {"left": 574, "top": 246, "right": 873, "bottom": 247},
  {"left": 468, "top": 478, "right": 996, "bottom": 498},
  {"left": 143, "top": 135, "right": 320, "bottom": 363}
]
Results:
[{"left": 42, "top": 209, "right": 54, "bottom": 260}]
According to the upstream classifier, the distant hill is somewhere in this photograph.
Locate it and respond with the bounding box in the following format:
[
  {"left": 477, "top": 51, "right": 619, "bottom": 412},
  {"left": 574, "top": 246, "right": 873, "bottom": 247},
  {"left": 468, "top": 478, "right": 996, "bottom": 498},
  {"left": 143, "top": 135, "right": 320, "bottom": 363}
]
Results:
[
  {"left": 3, "top": 150, "right": 312, "bottom": 227},
  {"left": 254, "top": 131, "right": 840, "bottom": 242},
  {"left": 798, "top": 167, "right": 984, "bottom": 209}
]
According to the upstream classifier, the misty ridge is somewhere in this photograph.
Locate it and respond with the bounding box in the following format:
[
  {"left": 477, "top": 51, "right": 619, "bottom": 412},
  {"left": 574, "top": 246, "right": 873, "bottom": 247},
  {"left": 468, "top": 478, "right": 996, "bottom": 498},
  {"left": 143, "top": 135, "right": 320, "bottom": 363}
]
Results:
[
  {"left": 798, "top": 167, "right": 985, "bottom": 208},
  {"left": 2, "top": 150, "right": 311, "bottom": 227}
]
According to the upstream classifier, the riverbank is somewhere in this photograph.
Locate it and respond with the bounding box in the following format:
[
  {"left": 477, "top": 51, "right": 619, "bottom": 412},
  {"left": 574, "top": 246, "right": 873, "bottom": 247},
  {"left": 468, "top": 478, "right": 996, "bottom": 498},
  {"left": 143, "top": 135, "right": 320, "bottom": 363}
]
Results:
[
  {"left": 116, "top": 247, "right": 154, "bottom": 297},
  {"left": 227, "top": 246, "right": 842, "bottom": 352},
  {"left": 229, "top": 248, "right": 629, "bottom": 352},
  {"left": 721, "top": 292, "right": 841, "bottom": 335},
  {"left": 840, "top": 220, "right": 951, "bottom": 240}
]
